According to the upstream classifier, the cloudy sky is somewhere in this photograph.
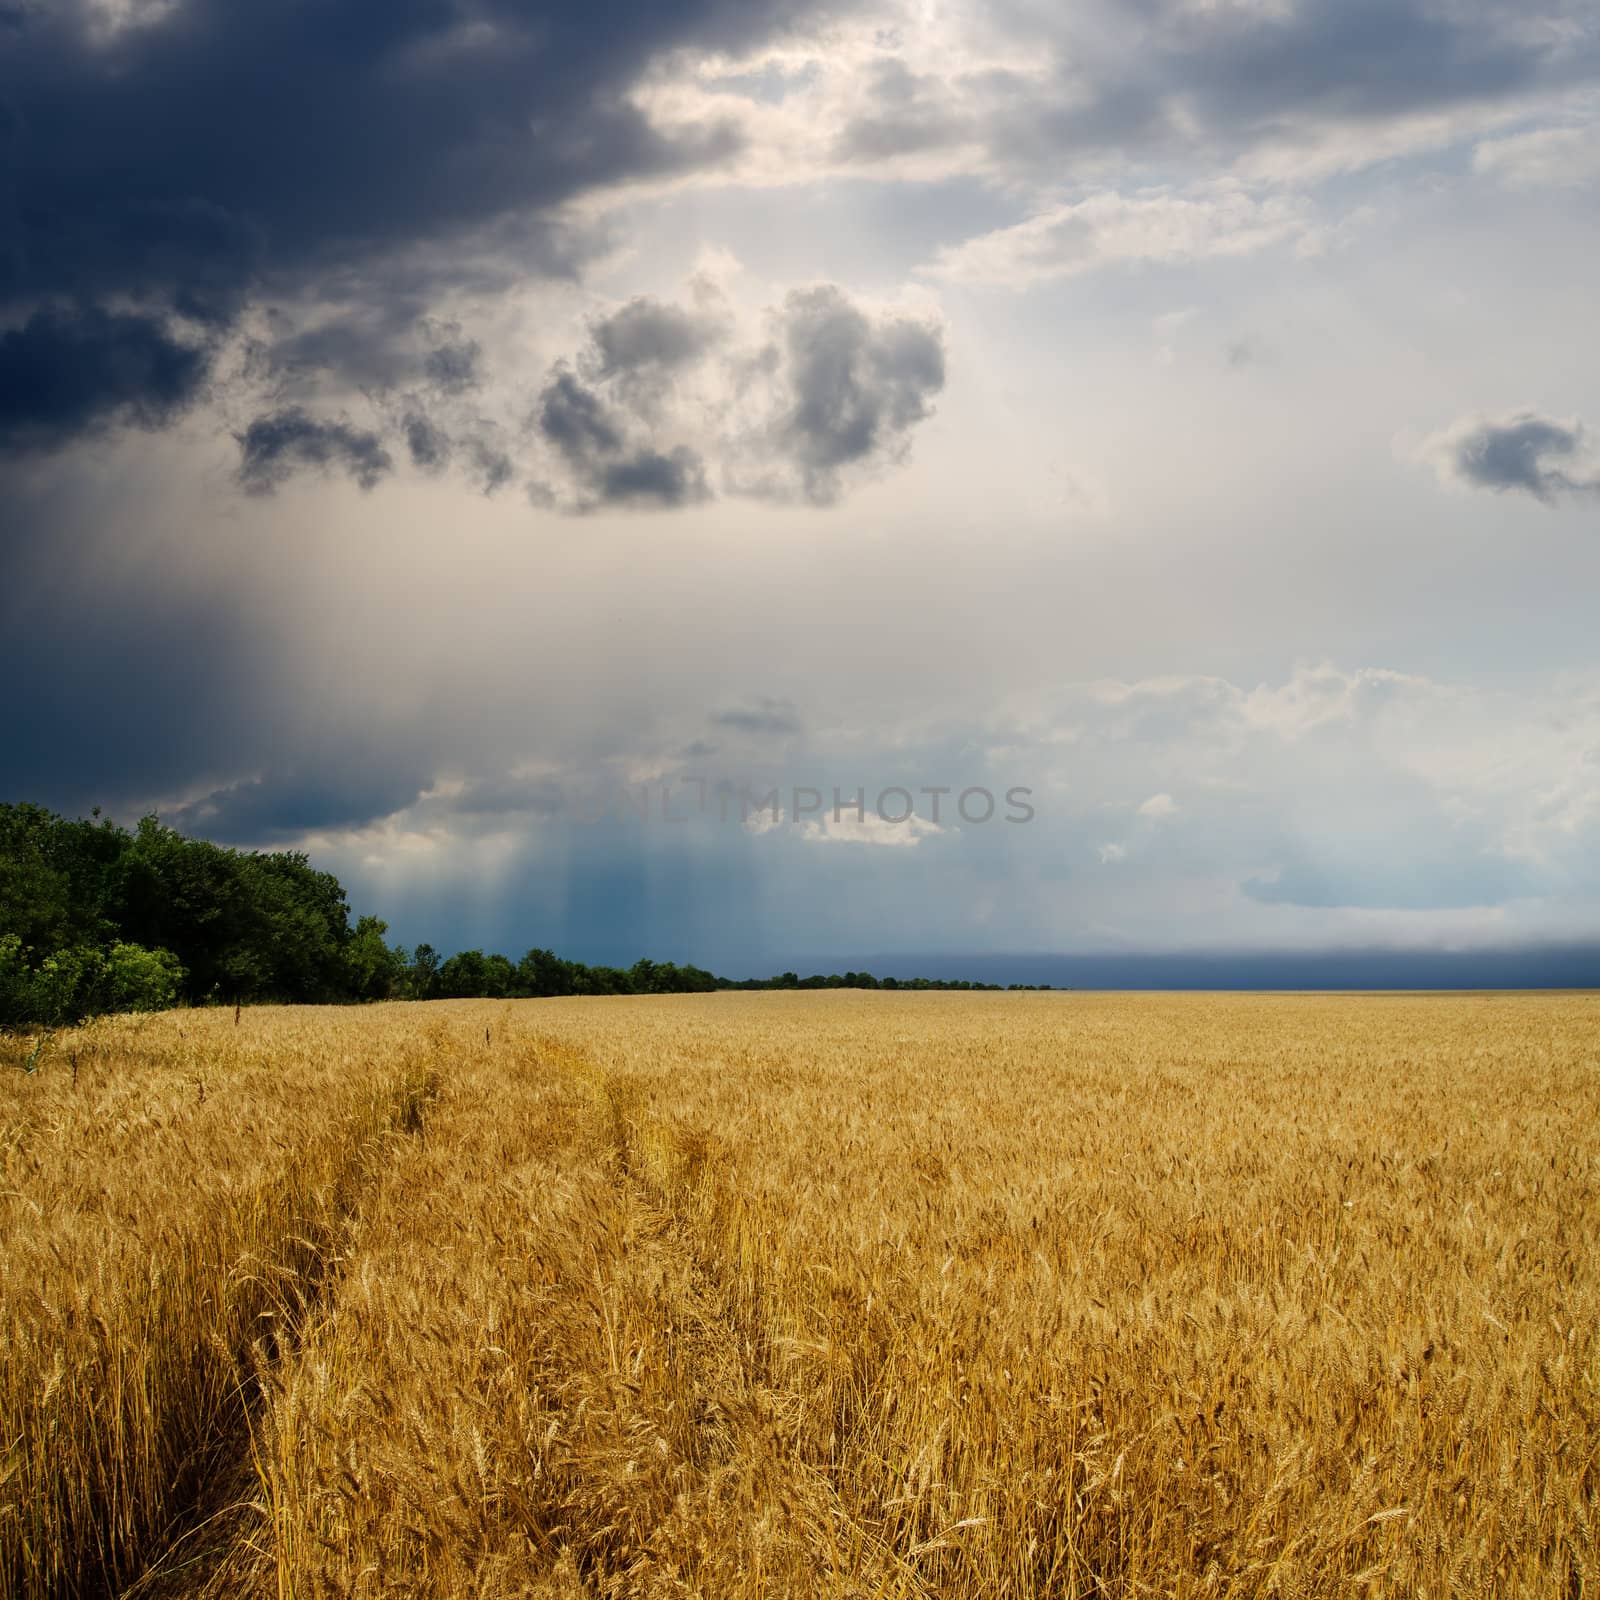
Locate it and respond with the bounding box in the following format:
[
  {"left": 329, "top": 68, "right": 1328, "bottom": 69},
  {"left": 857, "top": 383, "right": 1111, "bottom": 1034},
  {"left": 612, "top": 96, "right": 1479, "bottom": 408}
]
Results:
[{"left": 3, "top": 0, "right": 1599, "bottom": 977}]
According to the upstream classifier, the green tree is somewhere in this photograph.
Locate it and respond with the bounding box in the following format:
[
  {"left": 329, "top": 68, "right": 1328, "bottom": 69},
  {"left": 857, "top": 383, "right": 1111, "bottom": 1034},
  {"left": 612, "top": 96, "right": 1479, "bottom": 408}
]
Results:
[
  {"left": 517, "top": 947, "right": 573, "bottom": 998},
  {"left": 0, "top": 802, "right": 126, "bottom": 952},
  {"left": 410, "top": 943, "right": 442, "bottom": 1000},
  {"left": 346, "top": 915, "right": 407, "bottom": 1001},
  {"left": 438, "top": 949, "right": 489, "bottom": 998}
]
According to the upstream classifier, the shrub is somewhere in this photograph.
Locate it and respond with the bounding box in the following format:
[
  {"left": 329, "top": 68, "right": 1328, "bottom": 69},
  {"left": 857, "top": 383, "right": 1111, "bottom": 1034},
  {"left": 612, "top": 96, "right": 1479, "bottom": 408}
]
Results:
[
  {"left": 0, "top": 935, "right": 183, "bottom": 1024},
  {"left": 105, "top": 941, "right": 186, "bottom": 1013}
]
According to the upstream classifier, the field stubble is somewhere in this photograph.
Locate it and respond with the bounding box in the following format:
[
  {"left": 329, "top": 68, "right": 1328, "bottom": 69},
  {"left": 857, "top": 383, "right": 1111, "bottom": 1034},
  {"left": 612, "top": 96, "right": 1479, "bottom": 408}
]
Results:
[{"left": 2, "top": 992, "right": 1596, "bottom": 1597}]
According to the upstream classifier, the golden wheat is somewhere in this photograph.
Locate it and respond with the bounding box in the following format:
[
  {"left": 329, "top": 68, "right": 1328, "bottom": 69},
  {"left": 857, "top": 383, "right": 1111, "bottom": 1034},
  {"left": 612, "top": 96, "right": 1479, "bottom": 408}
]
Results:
[{"left": 2, "top": 992, "right": 1596, "bottom": 1598}]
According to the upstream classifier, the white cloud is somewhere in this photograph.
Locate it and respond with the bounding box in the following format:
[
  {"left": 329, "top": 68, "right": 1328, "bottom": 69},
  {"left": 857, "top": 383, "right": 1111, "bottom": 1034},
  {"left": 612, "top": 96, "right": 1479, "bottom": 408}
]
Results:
[
  {"left": 742, "top": 801, "right": 945, "bottom": 847},
  {"left": 923, "top": 189, "right": 1315, "bottom": 287},
  {"left": 1241, "top": 665, "right": 1437, "bottom": 739},
  {"left": 1474, "top": 125, "right": 1600, "bottom": 189},
  {"left": 1004, "top": 664, "right": 1600, "bottom": 908},
  {"left": 799, "top": 811, "right": 945, "bottom": 847},
  {"left": 622, "top": 4, "right": 1596, "bottom": 207},
  {"left": 625, "top": 9, "right": 1035, "bottom": 195}
]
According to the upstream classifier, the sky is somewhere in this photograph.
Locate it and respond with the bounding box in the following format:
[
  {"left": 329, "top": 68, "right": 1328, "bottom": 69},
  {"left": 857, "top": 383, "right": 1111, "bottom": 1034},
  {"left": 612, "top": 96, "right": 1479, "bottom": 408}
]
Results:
[{"left": 3, "top": 0, "right": 1599, "bottom": 980}]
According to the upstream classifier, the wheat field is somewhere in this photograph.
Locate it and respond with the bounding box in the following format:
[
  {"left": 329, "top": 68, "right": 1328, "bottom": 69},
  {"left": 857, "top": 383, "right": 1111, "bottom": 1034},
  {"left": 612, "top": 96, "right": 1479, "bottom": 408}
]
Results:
[{"left": 2, "top": 992, "right": 1596, "bottom": 1598}]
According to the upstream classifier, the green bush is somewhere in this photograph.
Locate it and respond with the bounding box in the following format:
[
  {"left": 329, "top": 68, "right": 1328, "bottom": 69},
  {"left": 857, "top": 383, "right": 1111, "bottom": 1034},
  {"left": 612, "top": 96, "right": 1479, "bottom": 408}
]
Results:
[
  {"left": 0, "top": 934, "right": 184, "bottom": 1025},
  {"left": 30, "top": 944, "right": 104, "bottom": 1025},
  {"left": 104, "top": 942, "right": 186, "bottom": 1013},
  {"left": 0, "top": 937, "right": 100, "bottom": 1026}
]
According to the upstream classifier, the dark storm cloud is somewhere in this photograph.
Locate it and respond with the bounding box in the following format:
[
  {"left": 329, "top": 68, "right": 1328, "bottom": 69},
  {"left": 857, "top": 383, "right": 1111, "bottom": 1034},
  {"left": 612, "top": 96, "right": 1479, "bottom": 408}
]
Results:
[
  {"left": 1242, "top": 849, "right": 1534, "bottom": 911},
  {"left": 0, "top": 305, "right": 210, "bottom": 454},
  {"left": 266, "top": 314, "right": 424, "bottom": 391},
  {"left": 266, "top": 319, "right": 485, "bottom": 401},
  {"left": 2, "top": 473, "right": 517, "bottom": 843},
  {"left": 1422, "top": 410, "right": 1600, "bottom": 503},
  {"left": 171, "top": 767, "right": 432, "bottom": 844},
  {"left": 768, "top": 285, "right": 945, "bottom": 505},
  {"left": 0, "top": 0, "right": 827, "bottom": 449},
  {"left": 236, "top": 406, "right": 394, "bottom": 494},
  {"left": 0, "top": 491, "right": 280, "bottom": 814}
]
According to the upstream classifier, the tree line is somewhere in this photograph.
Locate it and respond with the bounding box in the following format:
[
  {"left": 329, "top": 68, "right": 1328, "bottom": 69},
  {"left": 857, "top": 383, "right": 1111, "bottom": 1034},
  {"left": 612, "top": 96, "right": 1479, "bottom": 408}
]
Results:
[{"left": 0, "top": 803, "right": 1051, "bottom": 1025}]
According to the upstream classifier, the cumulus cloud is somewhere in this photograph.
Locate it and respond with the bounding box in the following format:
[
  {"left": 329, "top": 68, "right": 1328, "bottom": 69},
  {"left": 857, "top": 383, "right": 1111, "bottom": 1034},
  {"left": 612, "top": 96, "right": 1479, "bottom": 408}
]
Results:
[
  {"left": 586, "top": 298, "right": 726, "bottom": 383},
  {"left": 534, "top": 367, "right": 712, "bottom": 512},
  {"left": 764, "top": 285, "right": 945, "bottom": 502},
  {"left": 519, "top": 289, "right": 731, "bottom": 508},
  {"left": 1416, "top": 410, "right": 1600, "bottom": 503},
  {"left": 387, "top": 403, "right": 513, "bottom": 493},
  {"left": 377, "top": 331, "right": 513, "bottom": 495},
  {"left": 236, "top": 407, "right": 394, "bottom": 494},
  {"left": 526, "top": 278, "right": 945, "bottom": 511},
  {"left": 537, "top": 369, "right": 624, "bottom": 464},
  {"left": 61, "top": 264, "right": 945, "bottom": 509}
]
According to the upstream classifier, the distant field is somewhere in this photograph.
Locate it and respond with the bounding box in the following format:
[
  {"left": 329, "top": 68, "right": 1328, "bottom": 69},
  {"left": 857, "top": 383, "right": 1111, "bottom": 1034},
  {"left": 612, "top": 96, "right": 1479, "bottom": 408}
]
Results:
[{"left": 3, "top": 992, "right": 1597, "bottom": 1598}]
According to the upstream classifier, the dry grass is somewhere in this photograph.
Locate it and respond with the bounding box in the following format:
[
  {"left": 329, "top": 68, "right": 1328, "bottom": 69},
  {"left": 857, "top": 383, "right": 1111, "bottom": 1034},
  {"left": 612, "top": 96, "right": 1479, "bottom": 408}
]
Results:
[{"left": 3, "top": 992, "right": 1597, "bottom": 1597}]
